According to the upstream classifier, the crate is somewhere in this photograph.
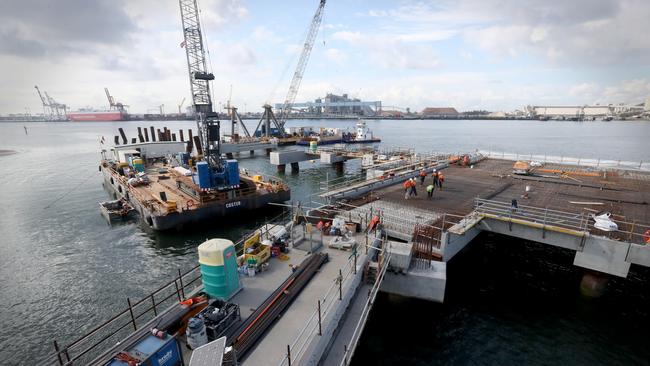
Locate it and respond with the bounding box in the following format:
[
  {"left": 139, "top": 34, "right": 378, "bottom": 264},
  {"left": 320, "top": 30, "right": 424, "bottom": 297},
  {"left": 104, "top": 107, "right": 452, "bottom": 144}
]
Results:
[{"left": 244, "top": 242, "right": 271, "bottom": 265}]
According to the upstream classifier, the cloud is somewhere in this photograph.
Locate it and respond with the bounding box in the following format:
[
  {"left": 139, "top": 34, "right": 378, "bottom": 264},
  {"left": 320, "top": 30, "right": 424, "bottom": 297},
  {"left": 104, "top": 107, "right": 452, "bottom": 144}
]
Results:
[
  {"left": 569, "top": 83, "right": 601, "bottom": 98},
  {"left": 228, "top": 44, "right": 257, "bottom": 68},
  {"left": 602, "top": 79, "right": 650, "bottom": 104},
  {"left": 332, "top": 30, "right": 441, "bottom": 70},
  {"left": 365, "top": 0, "right": 650, "bottom": 66},
  {"left": 0, "top": 0, "right": 136, "bottom": 57},
  {"left": 324, "top": 48, "right": 347, "bottom": 65}
]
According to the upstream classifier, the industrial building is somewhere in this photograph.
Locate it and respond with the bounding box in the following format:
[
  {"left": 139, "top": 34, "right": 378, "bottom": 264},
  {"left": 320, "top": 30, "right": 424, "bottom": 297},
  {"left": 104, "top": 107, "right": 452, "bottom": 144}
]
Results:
[
  {"left": 421, "top": 107, "right": 459, "bottom": 118},
  {"left": 526, "top": 102, "right": 648, "bottom": 120},
  {"left": 275, "top": 93, "right": 382, "bottom": 116}
]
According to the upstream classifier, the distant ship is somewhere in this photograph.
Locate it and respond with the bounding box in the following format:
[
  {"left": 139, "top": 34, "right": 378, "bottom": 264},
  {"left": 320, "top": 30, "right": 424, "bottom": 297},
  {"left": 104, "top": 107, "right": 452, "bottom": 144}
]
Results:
[
  {"left": 67, "top": 109, "right": 127, "bottom": 122},
  {"left": 296, "top": 120, "right": 381, "bottom": 145},
  {"left": 68, "top": 88, "right": 129, "bottom": 121}
]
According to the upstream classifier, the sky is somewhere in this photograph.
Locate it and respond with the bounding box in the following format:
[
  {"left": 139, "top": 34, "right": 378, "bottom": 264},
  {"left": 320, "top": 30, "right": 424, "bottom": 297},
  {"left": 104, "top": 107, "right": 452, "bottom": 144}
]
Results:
[{"left": 1, "top": 0, "right": 649, "bottom": 114}]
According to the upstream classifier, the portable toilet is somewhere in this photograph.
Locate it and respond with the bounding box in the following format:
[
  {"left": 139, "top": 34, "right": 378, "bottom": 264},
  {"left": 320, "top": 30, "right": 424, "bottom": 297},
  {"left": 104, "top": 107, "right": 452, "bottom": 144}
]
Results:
[
  {"left": 198, "top": 239, "right": 241, "bottom": 300},
  {"left": 132, "top": 158, "right": 144, "bottom": 172}
]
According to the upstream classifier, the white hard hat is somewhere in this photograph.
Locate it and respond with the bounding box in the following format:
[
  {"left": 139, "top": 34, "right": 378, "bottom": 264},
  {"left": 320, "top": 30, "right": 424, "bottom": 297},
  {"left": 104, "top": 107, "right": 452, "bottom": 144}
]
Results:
[{"left": 433, "top": 169, "right": 437, "bottom": 172}]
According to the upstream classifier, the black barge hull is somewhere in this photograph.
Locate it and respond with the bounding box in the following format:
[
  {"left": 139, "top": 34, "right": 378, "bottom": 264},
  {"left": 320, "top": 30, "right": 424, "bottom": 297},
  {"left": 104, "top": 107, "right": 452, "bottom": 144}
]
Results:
[{"left": 101, "top": 166, "right": 290, "bottom": 231}]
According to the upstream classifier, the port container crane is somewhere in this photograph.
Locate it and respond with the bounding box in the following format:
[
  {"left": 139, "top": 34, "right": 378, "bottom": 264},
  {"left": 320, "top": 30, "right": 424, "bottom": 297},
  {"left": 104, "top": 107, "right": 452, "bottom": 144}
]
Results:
[
  {"left": 178, "top": 0, "right": 239, "bottom": 190},
  {"left": 105, "top": 87, "right": 128, "bottom": 112},
  {"left": 44, "top": 91, "right": 68, "bottom": 120},
  {"left": 253, "top": 0, "right": 327, "bottom": 138},
  {"left": 34, "top": 85, "right": 52, "bottom": 120}
]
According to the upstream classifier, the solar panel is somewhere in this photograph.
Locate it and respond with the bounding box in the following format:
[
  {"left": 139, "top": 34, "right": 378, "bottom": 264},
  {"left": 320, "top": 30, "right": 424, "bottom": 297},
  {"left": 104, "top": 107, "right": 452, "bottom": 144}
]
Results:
[{"left": 188, "top": 337, "right": 227, "bottom": 366}]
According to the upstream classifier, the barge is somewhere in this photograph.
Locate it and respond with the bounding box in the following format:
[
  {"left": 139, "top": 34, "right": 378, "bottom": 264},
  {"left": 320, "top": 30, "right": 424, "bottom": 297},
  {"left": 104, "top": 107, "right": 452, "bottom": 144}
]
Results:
[
  {"left": 295, "top": 121, "right": 381, "bottom": 146},
  {"left": 99, "top": 198, "right": 137, "bottom": 223},
  {"left": 100, "top": 141, "right": 290, "bottom": 231}
]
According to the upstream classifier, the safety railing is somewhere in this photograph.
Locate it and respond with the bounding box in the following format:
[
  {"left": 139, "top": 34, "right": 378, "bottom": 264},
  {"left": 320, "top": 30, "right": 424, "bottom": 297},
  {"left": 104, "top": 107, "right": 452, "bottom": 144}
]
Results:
[
  {"left": 44, "top": 210, "right": 292, "bottom": 366},
  {"left": 339, "top": 248, "right": 392, "bottom": 365},
  {"left": 45, "top": 265, "right": 203, "bottom": 366},
  {"left": 277, "top": 242, "right": 364, "bottom": 366},
  {"left": 582, "top": 209, "right": 650, "bottom": 245},
  {"left": 474, "top": 198, "right": 650, "bottom": 245},
  {"left": 319, "top": 159, "right": 451, "bottom": 197},
  {"left": 475, "top": 198, "right": 588, "bottom": 233},
  {"left": 478, "top": 150, "right": 650, "bottom": 172}
]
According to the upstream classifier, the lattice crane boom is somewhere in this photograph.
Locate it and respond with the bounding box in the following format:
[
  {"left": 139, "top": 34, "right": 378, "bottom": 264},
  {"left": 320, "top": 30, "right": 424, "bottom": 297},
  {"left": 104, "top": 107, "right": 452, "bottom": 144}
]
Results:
[
  {"left": 179, "top": 0, "right": 214, "bottom": 115},
  {"left": 178, "top": 0, "right": 224, "bottom": 175},
  {"left": 277, "top": 0, "right": 327, "bottom": 131}
]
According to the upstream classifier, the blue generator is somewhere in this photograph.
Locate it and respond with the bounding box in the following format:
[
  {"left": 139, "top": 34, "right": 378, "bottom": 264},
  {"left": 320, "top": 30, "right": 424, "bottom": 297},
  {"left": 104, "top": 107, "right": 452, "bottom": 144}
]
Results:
[
  {"left": 194, "top": 161, "right": 212, "bottom": 189},
  {"left": 224, "top": 159, "right": 240, "bottom": 187},
  {"left": 106, "top": 333, "right": 181, "bottom": 366}
]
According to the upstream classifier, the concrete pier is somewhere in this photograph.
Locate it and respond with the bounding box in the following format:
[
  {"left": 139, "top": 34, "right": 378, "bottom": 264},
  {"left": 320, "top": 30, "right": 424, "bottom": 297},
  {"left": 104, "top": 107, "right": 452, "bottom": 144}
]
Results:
[
  {"left": 220, "top": 140, "right": 277, "bottom": 154},
  {"left": 321, "top": 157, "right": 650, "bottom": 300},
  {"left": 311, "top": 156, "right": 650, "bottom": 363},
  {"left": 269, "top": 147, "right": 381, "bottom": 174}
]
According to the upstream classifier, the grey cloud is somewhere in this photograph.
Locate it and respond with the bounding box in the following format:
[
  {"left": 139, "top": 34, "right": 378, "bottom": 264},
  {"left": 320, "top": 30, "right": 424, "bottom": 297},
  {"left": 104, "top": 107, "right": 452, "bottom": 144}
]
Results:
[
  {"left": 0, "top": 28, "right": 46, "bottom": 57},
  {"left": 379, "top": 0, "right": 649, "bottom": 66},
  {"left": 481, "top": 0, "right": 621, "bottom": 26},
  {"left": 0, "top": 0, "right": 136, "bottom": 57}
]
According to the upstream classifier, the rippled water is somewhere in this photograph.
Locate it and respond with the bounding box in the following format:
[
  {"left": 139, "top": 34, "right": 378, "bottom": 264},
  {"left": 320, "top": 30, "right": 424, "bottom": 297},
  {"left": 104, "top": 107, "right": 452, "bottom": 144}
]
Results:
[{"left": 0, "top": 119, "right": 648, "bottom": 364}]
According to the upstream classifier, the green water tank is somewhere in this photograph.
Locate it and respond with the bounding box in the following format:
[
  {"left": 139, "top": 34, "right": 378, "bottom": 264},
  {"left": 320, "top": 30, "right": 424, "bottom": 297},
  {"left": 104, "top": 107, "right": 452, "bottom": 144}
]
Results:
[{"left": 198, "top": 239, "right": 241, "bottom": 300}]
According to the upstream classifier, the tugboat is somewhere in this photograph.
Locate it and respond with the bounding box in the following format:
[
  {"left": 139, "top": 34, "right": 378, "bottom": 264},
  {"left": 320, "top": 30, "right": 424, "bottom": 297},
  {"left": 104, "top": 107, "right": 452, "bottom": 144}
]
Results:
[
  {"left": 296, "top": 120, "right": 381, "bottom": 146},
  {"left": 344, "top": 120, "right": 381, "bottom": 144}
]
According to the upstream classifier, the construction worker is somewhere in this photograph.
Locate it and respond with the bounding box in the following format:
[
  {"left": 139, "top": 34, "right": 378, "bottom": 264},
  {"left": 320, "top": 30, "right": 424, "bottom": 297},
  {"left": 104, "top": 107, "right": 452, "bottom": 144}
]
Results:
[
  {"left": 419, "top": 169, "right": 427, "bottom": 185},
  {"left": 403, "top": 179, "right": 411, "bottom": 200},
  {"left": 438, "top": 172, "right": 445, "bottom": 190},
  {"left": 426, "top": 184, "right": 434, "bottom": 199},
  {"left": 410, "top": 178, "right": 417, "bottom": 197},
  {"left": 432, "top": 170, "right": 439, "bottom": 187}
]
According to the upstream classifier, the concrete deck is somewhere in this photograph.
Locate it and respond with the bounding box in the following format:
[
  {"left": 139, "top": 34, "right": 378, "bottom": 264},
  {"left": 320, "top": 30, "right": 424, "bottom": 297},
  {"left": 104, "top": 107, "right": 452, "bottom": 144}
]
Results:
[
  {"left": 342, "top": 158, "right": 650, "bottom": 280},
  {"left": 241, "top": 233, "right": 367, "bottom": 365},
  {"left": 366, "top": 159, "right": 650, "bottom": 234}
]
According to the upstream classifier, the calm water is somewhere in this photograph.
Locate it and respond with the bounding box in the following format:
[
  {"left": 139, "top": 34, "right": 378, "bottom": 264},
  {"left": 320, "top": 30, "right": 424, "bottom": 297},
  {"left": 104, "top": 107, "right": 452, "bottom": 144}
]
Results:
[{"left": 0, "top": 119, "right": 648, "bottom": 364}]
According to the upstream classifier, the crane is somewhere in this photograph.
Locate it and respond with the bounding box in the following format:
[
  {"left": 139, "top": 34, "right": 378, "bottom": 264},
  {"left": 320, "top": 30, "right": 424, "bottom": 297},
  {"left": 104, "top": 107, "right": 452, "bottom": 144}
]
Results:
[
  {"left": 179, "top": 0, "right": 238, "bottom": 190},
  {"left": 105, "top": 87, "right": 128, "bottom": 112},
  {"left": 41, "top": 90, "right": 67, "bottom": 121},
  {"left": 253, "top": 0, "right": 327, "bottom": 138},
  {"left": 34, "top": 85, "right": 52, "bottom": 120},
  {"left": 277, "top": 0, "right": 327, "bottom": 133}
]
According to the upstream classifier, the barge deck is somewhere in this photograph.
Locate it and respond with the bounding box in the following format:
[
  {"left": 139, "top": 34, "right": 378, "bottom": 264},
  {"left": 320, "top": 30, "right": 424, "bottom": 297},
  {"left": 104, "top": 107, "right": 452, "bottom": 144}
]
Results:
[{"left": 101, "top": 160, "right": 290, "bottom": 230}]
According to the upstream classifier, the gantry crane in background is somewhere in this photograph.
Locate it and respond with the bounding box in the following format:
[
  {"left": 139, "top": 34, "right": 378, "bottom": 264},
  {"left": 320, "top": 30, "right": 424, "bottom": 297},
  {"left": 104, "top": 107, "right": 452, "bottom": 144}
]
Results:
[
  {"left": 178, "top": 0, "right": 239, "bottom": 190},
  {"left": 34, "top": 85, "right": 52, "bottom": 120},
  {"left": 104, "top": 87, "right": 128, "bottom": 112},
  {"left": 34, "top": 85, "right": 68, "bottom": 121},
  {"left": 253, "top": 0, "right": 327, "bottom": 137},
  {"left": 45, "top": 91, "right": 68, "bottom": 120}
]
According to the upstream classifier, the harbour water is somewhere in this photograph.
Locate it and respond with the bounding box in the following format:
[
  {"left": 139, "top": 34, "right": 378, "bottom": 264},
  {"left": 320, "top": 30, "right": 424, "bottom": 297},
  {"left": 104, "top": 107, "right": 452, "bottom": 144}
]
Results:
[{"left": 0, "top": 119, "right": 649, "bottom": 364}]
